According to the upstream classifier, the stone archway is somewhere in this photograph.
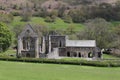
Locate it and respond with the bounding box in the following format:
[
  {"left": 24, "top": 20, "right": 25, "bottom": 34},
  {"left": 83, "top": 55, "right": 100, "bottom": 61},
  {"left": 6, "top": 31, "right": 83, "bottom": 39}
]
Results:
[
  {"left": 67, "top": 52, "right": 70, "bottom": 57},
  {"left": 73, "top": 52, "right": 77, "bottom": 57},
  {"left": 88, "top": 52, "right": 92, "bottom": 58},
  {"left": 78, "top": 52, "right": 81, "bottom": 57}
]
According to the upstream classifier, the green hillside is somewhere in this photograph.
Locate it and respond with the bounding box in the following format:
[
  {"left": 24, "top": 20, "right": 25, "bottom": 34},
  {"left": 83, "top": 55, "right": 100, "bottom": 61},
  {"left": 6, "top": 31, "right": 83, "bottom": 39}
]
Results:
[{"left": 10, "top": 16, "right": 84, "bottom": 31}]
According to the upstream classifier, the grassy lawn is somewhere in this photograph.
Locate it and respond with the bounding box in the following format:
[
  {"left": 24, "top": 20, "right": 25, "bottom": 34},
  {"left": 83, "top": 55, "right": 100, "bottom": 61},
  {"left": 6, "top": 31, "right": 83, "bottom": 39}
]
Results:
[
  {"left": 9, "top": 16, "right": 84, "bottom": 31},
  {"left": 0, "top": 61, "right": 120, "bottom": 80}
]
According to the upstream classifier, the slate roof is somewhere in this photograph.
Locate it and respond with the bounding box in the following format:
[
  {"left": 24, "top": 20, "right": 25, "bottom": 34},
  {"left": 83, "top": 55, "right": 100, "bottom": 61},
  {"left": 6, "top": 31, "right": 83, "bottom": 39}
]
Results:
[{"left": 66, "top": 40, "right": 96, "bottom": 47}]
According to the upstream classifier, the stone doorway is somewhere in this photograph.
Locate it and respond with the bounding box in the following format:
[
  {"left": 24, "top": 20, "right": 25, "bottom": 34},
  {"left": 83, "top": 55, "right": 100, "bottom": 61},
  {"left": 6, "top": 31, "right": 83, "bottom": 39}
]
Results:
[
  {"left": 67, "top": 52, "right": 70, "bottom": 57},
  {"left": 78, "top": 53, "right": 81, "bottom": 57},
  {"left": 88, "top": 52, "right": 92, "bottom": 58}
]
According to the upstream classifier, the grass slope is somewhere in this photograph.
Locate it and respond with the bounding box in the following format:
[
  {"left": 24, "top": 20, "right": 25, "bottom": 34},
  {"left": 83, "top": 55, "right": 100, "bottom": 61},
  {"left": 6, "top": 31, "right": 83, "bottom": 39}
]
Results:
[
  {"left": 103, "top": 54, "right": 120, "bottom": 59},
  {"left": 10, "top": 16, "right": 84, "bottom": 31},
  {"left": 0, "top": 61, "right": 120, "bottom": 80}
]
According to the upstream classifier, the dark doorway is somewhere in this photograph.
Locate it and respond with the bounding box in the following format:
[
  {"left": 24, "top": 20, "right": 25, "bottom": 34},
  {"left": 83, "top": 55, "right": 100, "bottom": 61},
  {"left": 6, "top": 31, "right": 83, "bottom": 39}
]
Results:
[
  {"left": 67, "top": 52, "right": 70, "bottom": 57},
  {"left": 88, "top": 52, "right": 92, "bottom": 58},
  {"left": 59, "top": 41, "right": 62, "bottom": 47},
  {"left": 79, "top": 53, "right": 81, "bottom": 57},
  {"left": 26, "top": 53, "right": 30, "bottom": 57},
  {"left": 98, "top": 52, "right": 102, "bottom": 58},
  {"left": 73, "top": 52, "right": 77, "bottom": 57}
]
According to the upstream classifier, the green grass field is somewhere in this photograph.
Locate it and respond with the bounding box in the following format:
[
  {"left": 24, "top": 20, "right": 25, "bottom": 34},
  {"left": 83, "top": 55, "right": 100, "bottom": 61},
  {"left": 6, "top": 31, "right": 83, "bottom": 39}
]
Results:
[
  {"left": 9, "top": 16, "right": 84, "bottom": 31},
  {"left": 0, "top": 61, "right": 120, "bottom": 80}
]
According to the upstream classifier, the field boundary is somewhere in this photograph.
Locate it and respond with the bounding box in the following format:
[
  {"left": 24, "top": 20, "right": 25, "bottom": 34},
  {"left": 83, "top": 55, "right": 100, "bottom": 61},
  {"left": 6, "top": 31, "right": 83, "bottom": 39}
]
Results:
[{"left": 0, "top": 57, "right": 120, "bottom": 67}]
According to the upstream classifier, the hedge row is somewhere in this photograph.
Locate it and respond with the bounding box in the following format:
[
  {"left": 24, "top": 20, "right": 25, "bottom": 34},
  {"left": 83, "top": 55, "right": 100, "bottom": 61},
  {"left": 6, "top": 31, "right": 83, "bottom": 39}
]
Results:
[{"left": 0, "top": 57, "right": 120, "bottom": 67}]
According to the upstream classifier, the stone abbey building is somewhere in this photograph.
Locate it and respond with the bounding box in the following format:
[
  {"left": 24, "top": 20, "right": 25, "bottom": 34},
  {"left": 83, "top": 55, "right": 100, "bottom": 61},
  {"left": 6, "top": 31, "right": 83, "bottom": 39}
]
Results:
[{"left": 17, "top": 24, "right": 99, "bottom": 59}]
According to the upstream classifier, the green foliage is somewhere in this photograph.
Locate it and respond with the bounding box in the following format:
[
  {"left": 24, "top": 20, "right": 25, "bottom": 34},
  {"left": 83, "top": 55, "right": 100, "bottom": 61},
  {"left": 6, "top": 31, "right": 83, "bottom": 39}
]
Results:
[
  {"left": 63, "top": 15, "right": 72, "bottom": 23},
  {"left": 0, "top": 13, "right": 14, "bottom": 23},
  {"left": 68, "top": 9, "right": 87, "bottom": 23},
  {"left": 0, "top": 22, "right": 12, "bottom": 52},
  {"left": 11, "top": 11, "right": 21, "bottom": 16},
  {"left": 44, "top": 16, "right": 55, "bottom": 23},
  {"left": 10, "top": 16, "right": 83, "bottom": 30},
  {"left": 0, "top": 57, "right": 120, "bottom": 67},
  {"left": 78, "top": 18, "right": 114, "bottom": 48}
]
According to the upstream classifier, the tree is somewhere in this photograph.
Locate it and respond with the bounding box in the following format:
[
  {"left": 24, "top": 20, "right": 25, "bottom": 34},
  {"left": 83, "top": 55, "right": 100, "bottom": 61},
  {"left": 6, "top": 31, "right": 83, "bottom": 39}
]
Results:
[
  {"left": 21, "top": 3, "right": 32, "bottom": 22},
  {"left": 77, "top": 18, "right": 114, "bottom": 48},
  {"left": 63, "top": 15, "right": 72, "bottom": 23},
  {"left": 0, "top": 22, "right": 12, "bottom": 52},
  {"left": 111, "top": 25, "right": 120, "bottom": 49},
  {"left": 58, "top": 4, "right": 67, "bottom": 17},
  {"left": 0, "top": 13, "right": 14, "bottom": 23},
  {"left": 68, "top": 9, "right": 87, "bottom": 23}
]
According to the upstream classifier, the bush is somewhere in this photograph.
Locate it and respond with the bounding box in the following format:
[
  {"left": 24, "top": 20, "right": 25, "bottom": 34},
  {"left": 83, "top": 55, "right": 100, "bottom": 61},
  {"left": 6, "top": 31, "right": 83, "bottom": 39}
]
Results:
[
  {"left": 0, "top": 13, "right": 14, "bottom": 23},
  {"left": 45, "top": 16, "right": 55, "bottom": 23},
  {"left": 0, "top": 22, "right": 12, "bottom": 52},
  {"left": 0, "top": 57, "right": 120, "bottom": 67},
  {"left": 63, "top": 15, "right": 72, "bottom": 23},
  {"left": 11, "top": 11, "right": 20, "bottom": 16}
]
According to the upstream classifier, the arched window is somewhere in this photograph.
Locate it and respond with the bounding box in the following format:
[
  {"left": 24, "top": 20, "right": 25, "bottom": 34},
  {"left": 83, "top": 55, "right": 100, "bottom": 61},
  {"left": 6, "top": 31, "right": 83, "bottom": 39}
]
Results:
[{"left": 88, "top": 52, "right": 92, "bottom": 58}]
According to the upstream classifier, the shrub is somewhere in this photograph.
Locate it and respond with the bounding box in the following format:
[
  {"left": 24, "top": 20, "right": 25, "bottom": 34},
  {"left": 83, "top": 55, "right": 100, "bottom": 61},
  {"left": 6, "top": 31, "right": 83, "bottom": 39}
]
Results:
[
  {"left": 63, "top": 15, "right": 72, "bottom": 23},
  {"left": 45, "top": 16, "right": 55, "bottom": 23},
  {"left": 0, "top": 22, "right": 12, "bottom": 52},
  {"left": 11, "top": 11, "right": 20, "bottom": 16},
  {"left": 0, "top": 57, "right": 120, "bottom": 67}
]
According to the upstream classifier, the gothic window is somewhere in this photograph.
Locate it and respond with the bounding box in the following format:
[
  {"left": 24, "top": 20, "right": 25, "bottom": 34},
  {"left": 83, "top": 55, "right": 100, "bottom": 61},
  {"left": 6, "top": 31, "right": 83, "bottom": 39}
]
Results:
[{"left": 23, "top": 37, "right": 33, "bottom": 51}]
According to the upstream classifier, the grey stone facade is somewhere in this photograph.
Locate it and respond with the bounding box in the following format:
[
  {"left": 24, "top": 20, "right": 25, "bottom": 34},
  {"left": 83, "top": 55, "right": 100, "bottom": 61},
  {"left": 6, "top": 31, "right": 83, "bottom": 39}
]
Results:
[
  {"left": 17, "top": 24, "right": 39, "bottom": 58},
  {"left": 17, "top": 24, "right": 99, "bottom": 59}
]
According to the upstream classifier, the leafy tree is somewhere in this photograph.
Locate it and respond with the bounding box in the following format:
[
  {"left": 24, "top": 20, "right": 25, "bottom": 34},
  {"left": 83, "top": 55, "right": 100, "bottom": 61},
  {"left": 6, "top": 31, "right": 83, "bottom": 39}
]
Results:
[
  {"left": 21, "top": 3, "right": 32, "bottom": 22},
  {"left": 111, "top": 25, "right": 120, "bottom": 49},
  {"left": 68, "top": 9, "right": 87, "bottom": 23},
  {"left": 40, "top": 7, "right": 48, "bottom": 18},
  {"left": 0, "top": 22, "right": 12, "bottom": 52},
  {"left": 63, "top": 15, "right": 72, "bottom": 23},
  {"left": 45, "top": 16, "right": 55, "bottom": 23},
  {"left": 77, "top": 18, "right": 114, "bottom": 48},
  {"left": 58, "top": 5, "right": 67, "bottom": 17}
]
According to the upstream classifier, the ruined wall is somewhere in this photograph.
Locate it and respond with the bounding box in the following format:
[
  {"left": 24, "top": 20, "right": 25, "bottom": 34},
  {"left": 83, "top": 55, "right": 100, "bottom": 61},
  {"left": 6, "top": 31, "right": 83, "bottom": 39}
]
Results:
[{"left": 66, "top": 47, "right": 95, "bottom": 58}]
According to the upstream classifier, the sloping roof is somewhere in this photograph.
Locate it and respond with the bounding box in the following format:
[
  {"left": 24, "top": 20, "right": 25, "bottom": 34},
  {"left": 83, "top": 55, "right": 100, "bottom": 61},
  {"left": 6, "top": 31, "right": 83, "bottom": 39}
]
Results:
[
  {"left": 18, "top": 24, "right": 38, "bottom": 38},
  {"left": 66, "top": 40, "right": 96, "bottom": 47}
]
